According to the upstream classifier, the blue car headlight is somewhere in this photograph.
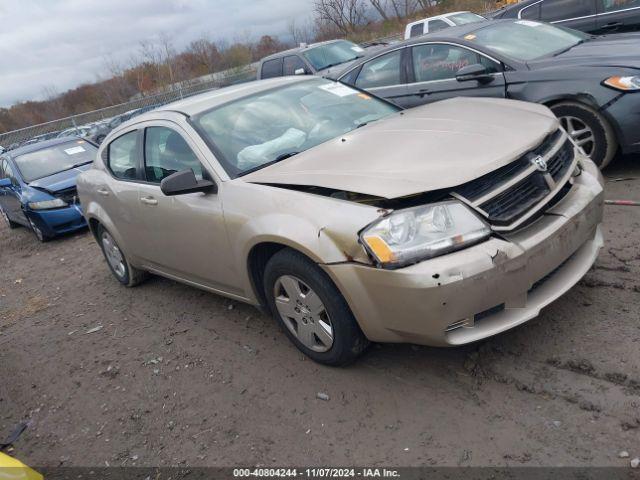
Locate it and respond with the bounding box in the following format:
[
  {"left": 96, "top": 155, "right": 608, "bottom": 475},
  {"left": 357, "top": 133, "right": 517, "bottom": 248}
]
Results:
[{"left": 28, "top": 198, "right": 68, "bottom": 210}]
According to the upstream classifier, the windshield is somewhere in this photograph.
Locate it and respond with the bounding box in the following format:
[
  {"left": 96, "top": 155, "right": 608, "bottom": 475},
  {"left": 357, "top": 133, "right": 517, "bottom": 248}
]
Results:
[
  {"left": 302, "top": 40, "right": 365, "bottom": 71},
  {"left": 465, "top": 21, "right": 588, "bottom": 61},
  {"left": 448, "top": 12, "right": 484, "bottom": 25},
  {"left": 15, "top": 140, "right": 97, "bottom": 182},
  {"left": 192, "top": 78, "right": 399, "bottom": 177}
]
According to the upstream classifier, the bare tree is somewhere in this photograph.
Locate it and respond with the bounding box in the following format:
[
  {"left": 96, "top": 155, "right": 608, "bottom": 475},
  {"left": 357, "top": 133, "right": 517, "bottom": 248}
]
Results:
[{"left": 313, "top": 0, "right": 368, "bottom": 34}]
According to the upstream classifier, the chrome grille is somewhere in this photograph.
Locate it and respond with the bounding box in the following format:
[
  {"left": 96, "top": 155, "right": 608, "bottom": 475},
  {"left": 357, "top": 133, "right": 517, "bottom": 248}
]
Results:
[{"left": 452, "top": 129, "right": 576, "bottom": 231}]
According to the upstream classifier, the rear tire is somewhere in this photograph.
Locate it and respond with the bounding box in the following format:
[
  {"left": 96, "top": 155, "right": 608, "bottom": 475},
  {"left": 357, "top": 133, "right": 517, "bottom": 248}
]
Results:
[
  {"left": 97, "top": 224, "right": 148, "bottom": 287},
  {"left": 1, "top": 207, "right": 19, "bottom": 229},
  {"left": 263, "top": 248, "right": 369, "bottom": 366},
  {"left": 550, "top": 101, "right": 617, "bottom": 169}
]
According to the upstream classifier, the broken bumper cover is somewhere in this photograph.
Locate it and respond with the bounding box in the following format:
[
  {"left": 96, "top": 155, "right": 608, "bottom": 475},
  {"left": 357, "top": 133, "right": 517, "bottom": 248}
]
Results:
[{"left": 324, "top": 160, "right": 604, "bottom": 347}]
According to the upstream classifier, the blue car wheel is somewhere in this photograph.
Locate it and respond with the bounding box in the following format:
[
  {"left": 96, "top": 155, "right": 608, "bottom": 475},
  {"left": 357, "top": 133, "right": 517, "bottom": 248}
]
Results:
[{"left": 27, "top": 216, "right": 49, "bottom": 242}]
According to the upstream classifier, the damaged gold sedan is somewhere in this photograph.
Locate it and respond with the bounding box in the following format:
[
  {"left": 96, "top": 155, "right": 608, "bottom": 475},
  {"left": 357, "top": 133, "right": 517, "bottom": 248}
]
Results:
[{"left": 77, "top": 77, "right": 604, "bottom": 365}]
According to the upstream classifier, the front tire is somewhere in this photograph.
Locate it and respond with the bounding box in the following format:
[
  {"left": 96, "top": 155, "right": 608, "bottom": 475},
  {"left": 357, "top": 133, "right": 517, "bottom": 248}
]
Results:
[
  {"left": 97, "top": 224, "right": 148, "bottom": 287},
  {"left": 263, "top": 249, "right": 368, "bottom": 366},
  {"left": 1, "top": 207, "right": 19, "bottom": 229},
  {"left": 28, "top": 217, "right": 50, "bottom": 242},
  {"left": 550, "top": 101, "right": 618, "bottom": 169}
]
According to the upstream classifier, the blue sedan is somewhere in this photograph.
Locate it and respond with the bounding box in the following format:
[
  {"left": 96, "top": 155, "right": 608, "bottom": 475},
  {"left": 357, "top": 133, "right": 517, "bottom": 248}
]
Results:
[{"left": 0, "top": 137, "right": 97, "bottom": 242}]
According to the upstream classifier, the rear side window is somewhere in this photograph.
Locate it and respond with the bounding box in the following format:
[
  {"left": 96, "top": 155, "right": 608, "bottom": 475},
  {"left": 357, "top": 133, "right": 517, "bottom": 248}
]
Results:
[
  {"left": 355, "top": 50, "right": 403, "bottom": 89},
  {"left": 540, "top": 0, "right": 596, "bottom": 21},
  {"left": 283, "top": 55, "right": 307, "bottom": 75},
  {"left": 144, "top": 127, "right": 203, "bottom": 183},
  {"left": 601, "top": 0, "right": 640, "bottom": 12},
  {"left": 409, "top": 23, "right": 424, "bottom": 38},
  {"left": 427, "top": 19, "right": 450, "bottom": 33},
  {"left": 520, "top": 4, "right": 541, "bottom": 19},
  {"left": 261, "top": 58, "right": 283, "bottom": 78},
  {"left": 107, "top": 131, "right": 139, "bottom": 180}
]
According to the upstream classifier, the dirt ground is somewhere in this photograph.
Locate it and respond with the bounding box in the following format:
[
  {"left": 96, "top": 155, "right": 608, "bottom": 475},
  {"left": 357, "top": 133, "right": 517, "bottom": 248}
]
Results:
[{"left": 1, "top": 156, "right": 639, "bottom": 469}]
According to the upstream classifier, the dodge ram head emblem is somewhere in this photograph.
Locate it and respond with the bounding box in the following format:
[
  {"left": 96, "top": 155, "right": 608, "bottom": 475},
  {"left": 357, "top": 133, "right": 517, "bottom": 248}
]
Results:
[{"left": 531, "top": 155, "right": 548, "bottom": 172}]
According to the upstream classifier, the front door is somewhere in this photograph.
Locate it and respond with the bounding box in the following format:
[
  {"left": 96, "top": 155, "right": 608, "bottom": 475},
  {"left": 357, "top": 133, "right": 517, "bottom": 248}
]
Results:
[
  {"left": 136, "top": 124, "right": 239, "bottom": 295},
  {"left": 401, "top": 43, "right": 506, "bottom": 108}
]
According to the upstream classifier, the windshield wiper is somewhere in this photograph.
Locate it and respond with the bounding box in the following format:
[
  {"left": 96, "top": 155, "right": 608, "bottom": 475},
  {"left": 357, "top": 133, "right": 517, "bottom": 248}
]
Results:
[
  {"left": 552, "top": 39, "right": 585, "bottom": 57},
  {"left": 237, "top": 152, "right": 299, "bottom": 177}
]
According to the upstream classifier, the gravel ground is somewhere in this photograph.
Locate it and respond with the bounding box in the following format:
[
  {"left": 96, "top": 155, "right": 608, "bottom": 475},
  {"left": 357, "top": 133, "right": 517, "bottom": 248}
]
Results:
[{"left": 1, "top": 156, "right": 639, "bottom": 468}]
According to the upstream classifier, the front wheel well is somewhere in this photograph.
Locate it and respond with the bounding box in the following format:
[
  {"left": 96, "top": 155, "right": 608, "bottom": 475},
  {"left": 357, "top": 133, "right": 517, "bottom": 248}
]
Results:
[{"left": 88, "top": 217, "right": 101, "bottom": 241}]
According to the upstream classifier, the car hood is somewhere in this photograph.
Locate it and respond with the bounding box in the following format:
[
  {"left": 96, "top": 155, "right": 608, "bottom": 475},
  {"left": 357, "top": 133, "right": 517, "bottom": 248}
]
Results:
[
  {"left": 243, "top": 97, "right": 558, "bottom": 199},
  {"left": 529, "top": 34, "right": 640, "bottom": 70},
  {"left": 29, "top": 163, "right": 92, "bottom": 192}
]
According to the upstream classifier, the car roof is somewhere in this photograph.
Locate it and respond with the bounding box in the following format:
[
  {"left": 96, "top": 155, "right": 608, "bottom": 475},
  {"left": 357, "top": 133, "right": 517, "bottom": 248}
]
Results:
[
  {"left": 406, "top": 11, "right": 477, "bottom": 26},
  {"left": 152, "top": 76, "right": 315, "bottom": 117},
  {"left": 7, "top": 136, "right": 89, "bottom": 157},
  {"left": 260, "top": 39, "right": 347, "bottom": 62}
]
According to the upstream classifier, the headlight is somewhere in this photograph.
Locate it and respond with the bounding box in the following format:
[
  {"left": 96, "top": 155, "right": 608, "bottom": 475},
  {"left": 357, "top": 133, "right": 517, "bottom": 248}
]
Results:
[
  {"left": 28, "top": 198, "right": 68, "bottom": 210},
  {"left": 360, "top": 200, "right": 491, "bottom": 268},
  {"left": 603, "top": 76, "right": 640, "bottom": 91}
]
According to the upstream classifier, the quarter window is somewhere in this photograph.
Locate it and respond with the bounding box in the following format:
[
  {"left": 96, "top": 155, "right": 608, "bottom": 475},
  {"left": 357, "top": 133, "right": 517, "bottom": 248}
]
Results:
[
  {"left": 144, "top": 127, "right": 203, "bottom": 183},
  {"left": 427, "top": 19, "right": 450, "bottom": 33},
  {"left": 355, "top": 50, "right": 403, "bottom": 89},
  {"left": 411, "top": 44, "right": 497, "bottom": 83},
  {"left": 409, "top": 23, "right": 424, "bottom": 38},
  {"left": 601, "top": 0, "right": 640, "bottom": 12},
  {"left": 540, "top": 0, "right": 596, "bottom": 21},
  {"left": 261, "top": 58, "right": 283, "bottom": 78},
  {"left": 520, "top": 4, "right": 541, "bottom": 19},
  {"left": 283, "top": 56, "right": 307, "bottom": 75},
  {"left": 107, "top": 131, "right": 139, "bottom": 180}
]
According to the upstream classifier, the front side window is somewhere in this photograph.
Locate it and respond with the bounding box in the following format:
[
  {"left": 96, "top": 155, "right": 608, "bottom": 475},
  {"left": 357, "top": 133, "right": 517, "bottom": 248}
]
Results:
[
  {"left": 302, "top": 40, "right": 365, "bottom": 71},
  {"left": 427, "top": 19, "right": 450, "bottom": 32},
  {"left": 540, "top": 0, "right": 596, "bottom": 21},
  {"left": 411, "top": 44, "right": 494, "bottom": 83},
  {"left": 355, "top": 50, "right": 403, "bottom": 89},
  {"left": 192, "top": 78, "right": 399, "bottom": 178},
  {"left": 144, "top": 127, "right": 203, "bottom": 183},
  {"left": 601, "top": 0, "right": 640, "bottom": 12},
  {"left": 409, "top": 23, "right": 424, "bottom": 37},
  {"left": 14, "top": 140, "right": 97, "bottom": 183},
  {"left": 261, "top": 58, "right": 283, "bottom": 78},
  {"left": 107, "top": 132, "right": 138, "bottom": 180},
  {"left": 465, "top": 21, "right": 589, "bottom": 61},
  {"left": 283, "top": 55, "right": 307, "bottom": 75}
]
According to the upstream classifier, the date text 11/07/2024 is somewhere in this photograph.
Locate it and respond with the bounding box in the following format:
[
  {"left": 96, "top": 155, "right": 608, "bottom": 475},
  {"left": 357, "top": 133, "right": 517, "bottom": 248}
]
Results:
[{"left": 233, "top": 468, "right": 401, "bottom": 478}]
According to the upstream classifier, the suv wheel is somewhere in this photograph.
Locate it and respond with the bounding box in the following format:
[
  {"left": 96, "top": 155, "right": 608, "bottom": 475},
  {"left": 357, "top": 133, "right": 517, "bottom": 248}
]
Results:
[
  {"left": 551, "top": 101, "right": 618, "bottom": 169},
  {"left": 263, "top": 249, "right": 369, "bottom": 366},
  {"left": 97, "top": 224, "right": 148, "bottom": 287}
]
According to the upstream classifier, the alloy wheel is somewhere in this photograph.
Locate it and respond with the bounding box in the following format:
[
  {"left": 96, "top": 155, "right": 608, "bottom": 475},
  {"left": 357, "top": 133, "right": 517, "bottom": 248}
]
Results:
[
  {"left": 273, "top": 275, "right": 334, "bottom": 352},
  {"left": 101, "top": 230, "right": 126, "bottom": 279},
  {"left": 559, "top": 115, "right": 596, "bottom": 157}
]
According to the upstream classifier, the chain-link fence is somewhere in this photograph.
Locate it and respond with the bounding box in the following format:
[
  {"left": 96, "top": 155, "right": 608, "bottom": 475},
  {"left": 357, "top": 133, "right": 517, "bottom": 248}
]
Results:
[{"left": 0, "top": 65, "right": 258, "bottom": 150}]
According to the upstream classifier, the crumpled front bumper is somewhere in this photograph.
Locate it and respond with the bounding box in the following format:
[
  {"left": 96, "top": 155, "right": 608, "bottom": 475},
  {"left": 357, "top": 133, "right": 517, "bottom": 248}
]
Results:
[
  {"left": 27, "top": 204, "right": 86, "bottom": 237},
  {"left": 323, "top": 158, "right": 604, "bottom": 347}
]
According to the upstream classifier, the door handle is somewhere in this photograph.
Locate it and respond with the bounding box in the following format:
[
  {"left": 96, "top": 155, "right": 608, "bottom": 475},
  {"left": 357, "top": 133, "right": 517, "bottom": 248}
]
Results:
[
  {"left": 416, "top": 88, "right": 430, "bottom": 97},
  {"left": 96, "top": 188, "right": 109, "bottom": 196},
  {"left": 602, "top": 22, "right": 622, "bottom": 29},
  {"left": 140, "top": 196, "right": 158, "bottom": 206}
]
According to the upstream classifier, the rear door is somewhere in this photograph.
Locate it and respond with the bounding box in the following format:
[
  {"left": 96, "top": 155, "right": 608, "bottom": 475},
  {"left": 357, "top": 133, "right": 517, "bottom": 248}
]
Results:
[
  {"left": 595, "top": 0, "right": 640, "bottom": 33},
  {"left": 401, "top": 43, "right": 506, "bottom": 108},
  {"left": 352, "top": 48, "right": 410, "bottom": 107},
  {"left": 539, "top": 0, "right": 598, "bottom": 32}
]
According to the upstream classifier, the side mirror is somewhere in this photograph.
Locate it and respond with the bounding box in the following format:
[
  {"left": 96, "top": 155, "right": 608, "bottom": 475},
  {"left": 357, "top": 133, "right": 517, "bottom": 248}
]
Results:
[
  {"left": 294, "top": 68, "right": 307, "bottom": 75},
  {"left": 456, "top": 64, "right": 494, "bottom": 83},
  {"left": 0, "top": 178, "right": 11, "bottom": 188},
  {"left": 160, "top": 169, "right": 216, "bottom": 196}
]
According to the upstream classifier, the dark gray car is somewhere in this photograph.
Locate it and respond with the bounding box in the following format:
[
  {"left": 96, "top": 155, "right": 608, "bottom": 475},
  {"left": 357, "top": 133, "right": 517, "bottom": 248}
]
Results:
[
  {"left": 334, "top": 19, "right": 640, "bottom": 168},
  {"left": 491, "top": 0, "right": 640, "bottom": 35},
  {"left": 257, "top": 39, "right": 383, "bottom": 80}
]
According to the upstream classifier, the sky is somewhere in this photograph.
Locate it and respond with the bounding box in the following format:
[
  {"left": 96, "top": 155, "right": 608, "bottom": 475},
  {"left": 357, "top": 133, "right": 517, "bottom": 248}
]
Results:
[{"left": 0, "top": 0, "right": 315, "bottom": 107}]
